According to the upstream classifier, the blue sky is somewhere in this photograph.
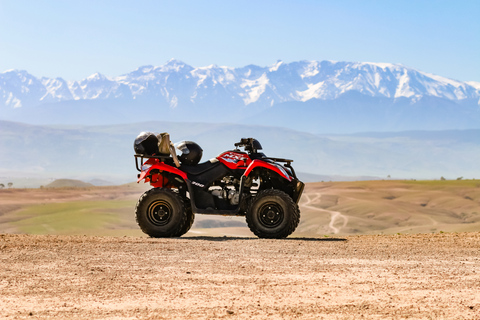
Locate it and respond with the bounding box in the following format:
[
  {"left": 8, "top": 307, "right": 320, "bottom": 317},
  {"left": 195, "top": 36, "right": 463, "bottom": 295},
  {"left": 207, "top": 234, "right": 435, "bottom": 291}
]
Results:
[{"left": 0, "top": 0, "right": 479, "bottom": 81}]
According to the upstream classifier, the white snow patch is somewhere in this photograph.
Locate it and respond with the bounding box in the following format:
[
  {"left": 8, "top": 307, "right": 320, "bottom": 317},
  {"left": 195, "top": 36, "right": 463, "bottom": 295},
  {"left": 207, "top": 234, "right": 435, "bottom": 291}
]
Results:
[
  {"left": 419, "top": 70, "right": 464, "bottom": 88},
  {"left": 466, "top": 81, "right": 480, "bottom": 90},
  {"left": 296, "top": 81, "right": 326, "bottom": 102},
  {"left": 395, "top": 70, "right": 416, "bottom": 98},
  {"left": 240, "top": 73, "right": 269, "bottom": 105},
  {"left": 301, "top": 61, "right": 319, "bottom": 79},
  {"left": 269, "top": 61, "right": 283, "bottom": 72},
  {"left": 195, "top": 73, "right": 208, "bottom": 87},
  {"left": 190, "top": 90, "right": 198, "bottom": 102},
  {"left": 86, "top": 73, "right": 109, "bottom": 81},
  {"left": 170, "top": 95, "right": 178, "bottom": 108},
  {"left": 6, "top": 93, "right": 22, "bottom": 108},
  {"left": 374, "top": 73, "right": 381, "bottom": 88},
  {"left": 128, "top": 84, "right": 146, "bottom": 97},
  {"left": 360, "top": 62, "right": 397, "bottom": 70},
  {"left": 2, "top": 69, "right": 17, "bottom": 73}
]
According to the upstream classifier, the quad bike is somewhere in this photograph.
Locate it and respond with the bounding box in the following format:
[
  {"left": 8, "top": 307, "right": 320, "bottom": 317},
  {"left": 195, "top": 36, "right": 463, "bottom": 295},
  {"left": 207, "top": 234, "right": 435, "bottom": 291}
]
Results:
[{"left": 133, "top": 132, "right": 304, "bottom": 239}]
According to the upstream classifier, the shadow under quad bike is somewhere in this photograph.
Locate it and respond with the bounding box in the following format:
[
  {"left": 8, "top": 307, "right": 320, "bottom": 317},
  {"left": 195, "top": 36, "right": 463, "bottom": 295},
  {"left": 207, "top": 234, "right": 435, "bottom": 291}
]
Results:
[{"left": 133, "top": 132, "right": 304, "bottom": 239}]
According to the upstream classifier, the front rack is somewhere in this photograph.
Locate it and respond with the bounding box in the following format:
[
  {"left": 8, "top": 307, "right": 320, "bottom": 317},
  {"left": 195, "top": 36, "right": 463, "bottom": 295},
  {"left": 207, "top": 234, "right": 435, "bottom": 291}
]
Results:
[
  {"left": 263, "top": 157, "right": 298, "bottom": 180},
  {"left": 263, "top": 157, "right": 293, "bottom": 166}
]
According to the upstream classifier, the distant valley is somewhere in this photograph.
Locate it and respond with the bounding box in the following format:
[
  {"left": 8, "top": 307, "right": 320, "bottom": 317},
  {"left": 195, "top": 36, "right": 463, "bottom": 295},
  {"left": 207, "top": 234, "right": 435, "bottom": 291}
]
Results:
[
  {"left": 1, "top": 120, "right": 479, "bottom": 186},
  {"left": 1, "top": 180, "right": 479, "bottom": 237}
]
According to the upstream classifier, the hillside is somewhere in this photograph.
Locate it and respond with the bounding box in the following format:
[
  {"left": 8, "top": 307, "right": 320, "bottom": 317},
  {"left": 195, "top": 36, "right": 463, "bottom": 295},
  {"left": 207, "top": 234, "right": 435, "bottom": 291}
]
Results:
[
  {"left": 2, "top": 120, "right": 480, "bottom": 185},
  {"left": 1, "top": 180, "right": 479, "bottom": 237},
  {"left": 298, "top": 180, "right": 480, "bottom": 236},
  {"left": 45, "top": 179, "right": 94, "bottom": 188}
]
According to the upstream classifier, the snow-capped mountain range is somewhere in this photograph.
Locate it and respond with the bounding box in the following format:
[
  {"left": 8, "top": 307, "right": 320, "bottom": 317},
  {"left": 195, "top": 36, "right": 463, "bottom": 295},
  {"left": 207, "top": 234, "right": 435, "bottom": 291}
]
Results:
[
  {"left": 1, "top": 59, "right": 479, "bottom": 109},
  {"left": 2, "top": 59, "right": 480, "bottom": 133}
]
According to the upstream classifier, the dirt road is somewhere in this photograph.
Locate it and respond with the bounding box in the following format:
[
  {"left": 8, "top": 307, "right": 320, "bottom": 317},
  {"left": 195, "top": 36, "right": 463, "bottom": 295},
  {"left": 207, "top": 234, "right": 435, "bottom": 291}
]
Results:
[
  {"left": 1, "top": 233, "right": 479, "bottom": 319},
  {"left": 302, "top": 193, "right": 348, "bottom": 234}
]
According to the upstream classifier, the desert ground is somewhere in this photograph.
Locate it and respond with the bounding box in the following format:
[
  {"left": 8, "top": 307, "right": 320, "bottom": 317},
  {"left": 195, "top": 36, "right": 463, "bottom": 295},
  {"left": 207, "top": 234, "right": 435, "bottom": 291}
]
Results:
[
  {"left": 1, "top": 180, "right": 480, "bottom": 319},
  {"left": 1, "top": 233, "right": 479, "bottom": 319}
]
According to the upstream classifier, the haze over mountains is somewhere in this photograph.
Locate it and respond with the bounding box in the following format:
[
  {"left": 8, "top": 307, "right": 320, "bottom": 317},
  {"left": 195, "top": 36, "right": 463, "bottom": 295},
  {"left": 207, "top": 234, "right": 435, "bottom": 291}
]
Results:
[
  {"left": 1, "top": 120, "right": 479, "bottom": 186},
  {"left": 1, "top": 59, "right": 479, "bottom": 133},
  {"left": 1, "top": 60, "right": 479, "bottom": 184}
]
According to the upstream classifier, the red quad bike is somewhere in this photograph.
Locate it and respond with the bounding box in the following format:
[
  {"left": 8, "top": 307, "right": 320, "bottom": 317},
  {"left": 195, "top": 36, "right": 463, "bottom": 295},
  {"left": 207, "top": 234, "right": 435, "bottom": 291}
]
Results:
[{"left": 133, "top": 132, "right": 304, "bottom": 239}]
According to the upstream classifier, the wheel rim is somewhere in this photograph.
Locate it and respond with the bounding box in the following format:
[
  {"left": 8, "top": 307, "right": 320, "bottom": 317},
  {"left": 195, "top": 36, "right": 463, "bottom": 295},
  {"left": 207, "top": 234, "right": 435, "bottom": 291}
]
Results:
[
  {"left": 147, "top": 200, "right": 173, "bottom": 226},
  {"left": 258, "top": 201, "right": 284, "bottom": 228}
]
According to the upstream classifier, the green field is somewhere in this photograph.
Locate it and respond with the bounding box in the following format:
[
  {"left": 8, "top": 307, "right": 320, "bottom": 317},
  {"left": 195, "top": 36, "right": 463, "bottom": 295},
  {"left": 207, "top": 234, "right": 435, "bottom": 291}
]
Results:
[{"left": 10, "top": 200, "right": 143, "bottom": 236}]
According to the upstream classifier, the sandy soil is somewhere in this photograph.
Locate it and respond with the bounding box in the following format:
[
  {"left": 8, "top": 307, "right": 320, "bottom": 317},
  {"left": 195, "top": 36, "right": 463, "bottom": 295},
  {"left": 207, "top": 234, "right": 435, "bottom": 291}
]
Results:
[{"left": 1, "top": 232, "right": 479, "bottom": 319}]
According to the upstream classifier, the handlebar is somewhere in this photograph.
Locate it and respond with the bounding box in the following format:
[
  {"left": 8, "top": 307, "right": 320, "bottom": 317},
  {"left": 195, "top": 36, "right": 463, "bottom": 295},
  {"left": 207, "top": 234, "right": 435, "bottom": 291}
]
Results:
[{"left": 234, "top": 138, "right": 252, "bottom": 147}]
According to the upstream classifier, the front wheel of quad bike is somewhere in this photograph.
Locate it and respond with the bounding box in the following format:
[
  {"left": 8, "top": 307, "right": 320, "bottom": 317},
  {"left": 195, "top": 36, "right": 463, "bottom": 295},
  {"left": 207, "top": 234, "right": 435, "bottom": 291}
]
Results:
[
  {"left": 135, "top": 188, "right": 187, "bottom": 238},
  {"left": 246, "top": 189, "right": 300, "bottom": 239}
]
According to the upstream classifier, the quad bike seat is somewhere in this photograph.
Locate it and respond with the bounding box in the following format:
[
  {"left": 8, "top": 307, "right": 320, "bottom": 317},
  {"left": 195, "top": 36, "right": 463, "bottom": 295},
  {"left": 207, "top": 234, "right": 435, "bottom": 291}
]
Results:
[{"left": 180, "top": 160, "right": 220, "bottom": 176}]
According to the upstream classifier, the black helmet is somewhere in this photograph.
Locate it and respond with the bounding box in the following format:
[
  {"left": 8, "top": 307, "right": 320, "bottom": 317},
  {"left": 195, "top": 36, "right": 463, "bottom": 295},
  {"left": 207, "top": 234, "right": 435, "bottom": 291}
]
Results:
[
  {"left": 134, "top": 132, "right": 159, "bottom": 155},
  {"left": 175, "top": 141, "right": 203, "bottom": 165}
]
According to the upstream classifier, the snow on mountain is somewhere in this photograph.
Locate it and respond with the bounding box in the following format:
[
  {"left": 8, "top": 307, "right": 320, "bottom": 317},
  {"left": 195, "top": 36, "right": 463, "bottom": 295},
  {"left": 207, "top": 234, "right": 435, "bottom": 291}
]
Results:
[
  {"left": 294, "top": 61, "right": 477, "bottom": 102},
  {"left": 0, "top": 70, "right": 47, "bottom": 108},
  {"left": 1, "top": 60, "right": 479, "bottom": 110},
  {"left": 41, "top": 77, "right": 74, "bottom": 102},
  {"left": 466, "top": 81, "right": 480, "bottom": 92}
]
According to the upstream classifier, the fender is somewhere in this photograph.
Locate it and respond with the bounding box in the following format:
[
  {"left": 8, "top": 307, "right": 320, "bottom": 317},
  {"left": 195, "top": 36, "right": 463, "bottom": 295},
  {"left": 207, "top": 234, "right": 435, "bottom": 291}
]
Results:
[
  {"left": 243, "top": 159, "right": 292, "bottom": 182},
  {"left": 137, "top": 160, "right": 188, "bottom": 183}
]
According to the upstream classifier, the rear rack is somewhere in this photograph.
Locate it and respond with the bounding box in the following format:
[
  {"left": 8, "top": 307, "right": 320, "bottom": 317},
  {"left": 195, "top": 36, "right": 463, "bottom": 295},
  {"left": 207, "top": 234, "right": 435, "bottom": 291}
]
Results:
[{"left": 134, "top": 154, "right": 171, "bottom": 172}]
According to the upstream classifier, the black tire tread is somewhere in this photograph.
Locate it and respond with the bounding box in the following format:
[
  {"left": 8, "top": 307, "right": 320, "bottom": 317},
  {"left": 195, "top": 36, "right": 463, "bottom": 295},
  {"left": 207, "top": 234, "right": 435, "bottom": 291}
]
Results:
[
  {"left": 173, "top": 202, "right": 195, "bottom": 237},
  {"left": 246, "top": 189, "right": 300, "bottom": 239},
  {"left": 135, "top": 188, "right": 187, "bottom": 238}
]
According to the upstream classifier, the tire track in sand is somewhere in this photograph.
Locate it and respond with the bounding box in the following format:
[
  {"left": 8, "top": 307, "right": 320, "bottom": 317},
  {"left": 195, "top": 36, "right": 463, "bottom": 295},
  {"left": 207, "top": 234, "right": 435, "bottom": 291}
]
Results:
[{"left": 302, "top": 193, "right": 348, "bottom": 234}]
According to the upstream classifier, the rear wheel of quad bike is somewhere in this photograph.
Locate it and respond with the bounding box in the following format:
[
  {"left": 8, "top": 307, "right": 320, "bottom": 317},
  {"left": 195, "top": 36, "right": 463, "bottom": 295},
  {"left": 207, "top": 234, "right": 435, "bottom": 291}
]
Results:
[
  {"left": 246, "top": 189, "right": 300, "bottom": 239},
  {"left": 135, "top": 188, "right": 187, "bottom": 238},
  {"left": 173, "top": 203, "right": 195, "bottom": 237}
]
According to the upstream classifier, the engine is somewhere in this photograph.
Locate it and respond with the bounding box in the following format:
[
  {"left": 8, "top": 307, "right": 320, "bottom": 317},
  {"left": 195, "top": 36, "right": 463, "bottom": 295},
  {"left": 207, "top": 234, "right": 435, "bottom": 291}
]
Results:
[{"left": 209, "top": 176, "right": 240, "bottom": 206}]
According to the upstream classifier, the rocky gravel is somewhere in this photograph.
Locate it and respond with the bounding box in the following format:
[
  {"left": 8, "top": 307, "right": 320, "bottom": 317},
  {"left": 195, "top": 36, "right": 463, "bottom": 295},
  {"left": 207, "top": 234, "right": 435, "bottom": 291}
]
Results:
[{"left": 1, "top": 232, "right": 480, "bottom": 319}]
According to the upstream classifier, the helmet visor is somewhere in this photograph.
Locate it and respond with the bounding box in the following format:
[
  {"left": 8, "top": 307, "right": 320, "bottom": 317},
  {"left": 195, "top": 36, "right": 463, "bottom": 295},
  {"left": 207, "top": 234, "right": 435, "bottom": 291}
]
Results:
[{"left": 174, "top": 141, "right": 190, "bottom": 155}]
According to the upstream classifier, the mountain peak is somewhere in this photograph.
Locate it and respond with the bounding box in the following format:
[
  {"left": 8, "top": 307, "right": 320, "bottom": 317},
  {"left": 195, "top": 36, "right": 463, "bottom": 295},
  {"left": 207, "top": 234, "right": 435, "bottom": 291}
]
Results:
[
  {"left": 161, "top": 59, "right": 192, "bottom": 72},
  {"left": 135, "top": 65, "right": 155, "bottom": 72},
  {"left": 2, "top": 68, "right": 23, "bottom": 74},
  {"left": 356, "top": 61, "right": 398, "bottom": 69},
  {"left": 1, "top": 69, "right": 36, "bottom": 79},
  {"left": 164, "top": 58, "right": 188, "bottom": 67},
  {"left": 269, "top": 60, "right": 284, "bottom": 72},
  {"left": 85, "top": 72, "right": 109, "bottom": 81},
  {"left": 466, "top": 81, "right": 480, "bottom": 90}
]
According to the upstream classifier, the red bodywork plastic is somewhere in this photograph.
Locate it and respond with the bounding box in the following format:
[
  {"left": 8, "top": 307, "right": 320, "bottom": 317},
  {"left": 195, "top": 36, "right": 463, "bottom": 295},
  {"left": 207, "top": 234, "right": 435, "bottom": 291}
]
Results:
[
  {"left": 217, "top": 151, "right": 251, "bottom": 169},
  {"left": 217, "top": 151, "right": 291, "bottom": 181},
  {"left": 138, "top": 152, "right": 292, "bottom": 188},
  {"left": 137, "top": 158, "right": 188, "bottom": 188},
  {"left": 244, "top": 159, "right": 293, "bottom": 182}
]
